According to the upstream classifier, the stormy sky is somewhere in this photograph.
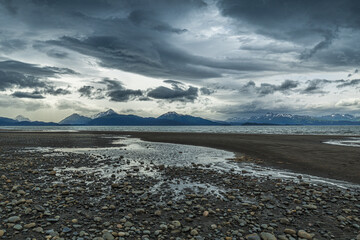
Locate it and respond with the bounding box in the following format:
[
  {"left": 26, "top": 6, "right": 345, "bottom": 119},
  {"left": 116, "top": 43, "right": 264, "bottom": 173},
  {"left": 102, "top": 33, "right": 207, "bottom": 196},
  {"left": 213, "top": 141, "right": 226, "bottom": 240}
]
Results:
[{"left": 0, "top": 0, "right": 360, "bottom": 121}]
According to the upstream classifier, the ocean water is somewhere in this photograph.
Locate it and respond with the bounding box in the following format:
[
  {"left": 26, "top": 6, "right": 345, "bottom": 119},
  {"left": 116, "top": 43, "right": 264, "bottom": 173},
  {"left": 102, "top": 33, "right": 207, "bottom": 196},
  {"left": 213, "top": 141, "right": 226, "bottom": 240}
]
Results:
[
  {"left": 2, "top": 125, "right": 360, "bottom": 135},
  {"left": 3, "top": 125, "right": 360, "bottom": 148}
]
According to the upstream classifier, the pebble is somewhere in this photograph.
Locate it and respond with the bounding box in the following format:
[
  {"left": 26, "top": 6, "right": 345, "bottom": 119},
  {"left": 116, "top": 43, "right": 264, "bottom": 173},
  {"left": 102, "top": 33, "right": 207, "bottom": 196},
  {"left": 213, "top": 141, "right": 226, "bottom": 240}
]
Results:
[
  {"left": 172, "top": 220, "right": 181, "bottom": 228},
  {"left": 0, "top": 230, "right": 4, "bottom": 237},
  {"left": 13, "top": 224, "right": 23, "bottom": 230},
  {"left": 246, "top": 233, "right": 261, "bottom": 240},
  {"left": 7, "top": 216, "right": 21, "bottom": 223},
  {"left": 303, "top": 204, "right": 317, "bottom": 210},
  {"left": 102, "top": 231, "right": 114, "bottom": 240},
  {"left": 24, "top": 222, "right": 36, "bottom": 228},
  {"left": 260, "top": 232, "right": 277, "bottom": 240},
  {"left": 284, "top": 228, "right": 296, "bottom": 235},
  {"left": 190, "top": 229, "right": 198, "bottom": 236},
  {"left": 278, "top": 235, "right": 288, "bottom": 240},
  {"left": 124, "top": 221, "right": 133, "bottom": 227},
  {"left": 62, "top": 227, "right": 72, "bottom": 233},
  {"left": 33, "top": 227, "right": 44, "bottom": 233},
  {"left": 298, "top": 230, "right": 313, "bottom": 239}
]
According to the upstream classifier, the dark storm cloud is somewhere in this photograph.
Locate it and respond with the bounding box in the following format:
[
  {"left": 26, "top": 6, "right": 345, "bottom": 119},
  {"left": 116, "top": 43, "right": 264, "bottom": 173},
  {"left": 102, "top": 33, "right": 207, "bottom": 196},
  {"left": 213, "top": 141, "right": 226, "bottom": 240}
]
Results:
[
  {"left": 200, "top": 87, "right": 214, "bottom": 95},
  {"left": 217, "top": 0, "right": 360, "bottom": 41},
  {"left": 240, "top": 80, "right": 299, "bottom": 96},
  {"left": 42, "top": 86, "right": 71, "bottom": 96},
  {"left": 258, "top": 80, "right": 299, "bottom": 96},
  {"left": 147, "top": 85, "right": 198, "bottom": 102},
  {"left": 45, "top": 49, "right": 69, "bottom": 59},
  {"left": 218, "top": 0, "right": 360, "bottom": 64},
  {"left": 78, "top": 86, "right": 95, "bottom": 98},
  {"left": 146, "top": 79, "right": 202, "bottom": 102},
  {"left": 301, "top": 79, "right": 332, "bottom": 94},
  {"left": 101, "top": 79, "right": 143, "bottom": 102},
  {"left": 0, "top": 0, "right": 17, "bottom": 14},
  {"left": 299, "top": 30, "right": 337, "bottom": 60},
  {"left": 47, "top": 36, "right": 219, "bottom": 79},
  {"left": 2, "top": 0, "right": 360, "bottom": 119},
  {"left": 48, "top": 35, "right": 273, "bottom": 80},
  {"left": 108, "top": 89, "right": 143, "bottom": 102},
  {"left": 0, "top": 39, "right": 26, "bottom": 53},
  {"left": 128, "top": 10, "right": 188, "bottom": 34},
  {"left": 163, "top": 80, "right": 184, "bottom": 85},
  {"left": 148, "top": 79, "right": 199, "bottom": 102},
  {"left": 12, "top": 0, "right": 207, "bottom": 17},
  {"left": 336, "top": 79, "right": 360, "bottom": 88},
  {"left": 12, "top": 91, "right": 45, "bottom": 99},
  {"left": 0, "top": 70, "right": 46, "bottom": 91},
  {"left": 0, "top": 60, "right": 76, "bottom": 77},
  {"left": 3, "top": 0, "right": 286, "bottom": 81},
  {"left": 31, "top": 0, "right": 277, "bottom": 80},
  {"left": 0, "top": 60, "right": 75, "bottom": 98}
]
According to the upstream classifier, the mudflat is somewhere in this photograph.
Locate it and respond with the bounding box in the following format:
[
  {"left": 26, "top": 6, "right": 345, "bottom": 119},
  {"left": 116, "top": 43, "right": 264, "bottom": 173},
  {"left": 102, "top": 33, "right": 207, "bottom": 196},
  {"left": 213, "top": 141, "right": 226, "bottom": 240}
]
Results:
[
  {"left": 1, "top": 131, "right": 359, "bottom": 183},
  {"left": 123, "top": 132, "right": 360, "bottom": 184}
]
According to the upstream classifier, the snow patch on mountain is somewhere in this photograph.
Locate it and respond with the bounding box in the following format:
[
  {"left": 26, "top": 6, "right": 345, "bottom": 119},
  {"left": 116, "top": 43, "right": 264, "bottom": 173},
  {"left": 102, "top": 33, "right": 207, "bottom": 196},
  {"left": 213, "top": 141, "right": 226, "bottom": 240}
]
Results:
[
  {"left": 15, "top": 115, "right": 30, "bottom": 122},
  {"left": 91, "top": 109, "right": 117, "bottom": 119}
]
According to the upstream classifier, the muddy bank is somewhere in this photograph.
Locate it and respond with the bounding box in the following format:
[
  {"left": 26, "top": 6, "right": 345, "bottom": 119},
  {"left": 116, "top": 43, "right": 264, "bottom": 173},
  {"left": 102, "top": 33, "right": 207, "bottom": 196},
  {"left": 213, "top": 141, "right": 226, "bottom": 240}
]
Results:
[{"left": 120, "top": 132, "right": 360, "bottom": 184}]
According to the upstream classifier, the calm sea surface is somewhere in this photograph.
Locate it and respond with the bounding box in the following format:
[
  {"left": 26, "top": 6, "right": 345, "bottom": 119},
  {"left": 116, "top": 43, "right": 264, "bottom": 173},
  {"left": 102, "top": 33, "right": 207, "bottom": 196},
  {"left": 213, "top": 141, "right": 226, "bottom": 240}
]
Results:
[{"left": 2, "top": 125, "right": 360, "bottom": 135}]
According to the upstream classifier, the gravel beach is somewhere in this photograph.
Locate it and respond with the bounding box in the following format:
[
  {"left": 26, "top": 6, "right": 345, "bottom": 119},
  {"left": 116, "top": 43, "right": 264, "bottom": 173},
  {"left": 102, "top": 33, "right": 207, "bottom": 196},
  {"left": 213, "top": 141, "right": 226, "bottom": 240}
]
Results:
[{"left": 0, "top": 131, "right": 359, "bottom": 240}]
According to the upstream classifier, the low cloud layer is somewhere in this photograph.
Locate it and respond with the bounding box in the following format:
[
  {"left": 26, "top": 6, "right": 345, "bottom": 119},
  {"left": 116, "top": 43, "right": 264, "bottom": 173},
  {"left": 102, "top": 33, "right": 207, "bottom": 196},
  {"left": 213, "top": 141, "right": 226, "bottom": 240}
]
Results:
[
  {"left": 240, "top": 80, "right": 299, "bottom": 96},
  {"left": 102, "top": 79, "right": 143, "bottom": 102}
]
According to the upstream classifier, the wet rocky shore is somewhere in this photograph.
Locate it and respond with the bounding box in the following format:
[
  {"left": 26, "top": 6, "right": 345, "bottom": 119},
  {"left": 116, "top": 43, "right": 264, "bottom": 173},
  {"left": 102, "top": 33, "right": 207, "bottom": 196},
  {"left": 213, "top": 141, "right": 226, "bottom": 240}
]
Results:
[{"left": 0, "top": 132, "right": 359, "bottom": 240}]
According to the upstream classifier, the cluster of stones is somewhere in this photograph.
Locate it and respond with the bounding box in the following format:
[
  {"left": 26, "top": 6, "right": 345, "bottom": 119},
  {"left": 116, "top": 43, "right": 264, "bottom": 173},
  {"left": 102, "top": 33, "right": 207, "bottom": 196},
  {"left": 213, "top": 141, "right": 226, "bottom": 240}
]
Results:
[{"left": 0, "top": 145, "right": 359, "bottom": 240}]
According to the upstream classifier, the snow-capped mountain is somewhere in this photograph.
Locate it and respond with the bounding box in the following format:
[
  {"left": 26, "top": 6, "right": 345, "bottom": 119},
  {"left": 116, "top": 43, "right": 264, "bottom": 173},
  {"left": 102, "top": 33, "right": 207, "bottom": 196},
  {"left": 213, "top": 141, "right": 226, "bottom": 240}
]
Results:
[
  {"left": 246, "top": 112, "right": 315, "bottom": 125},
  {"left": 157, "top": 111, "right": 182, "bottom": 120},
  {"left": 229, "top": 112, "right": 360, "bottom": 125},
  {"left": 15, "top": 115, "right": 30, "bottom": 122},
  {"left": 319, "top": 113, "right": 359, "bottom": 121},
  {"left": 157, "top": 111, "right": 222, "bottom": 125},
  {"left": 59, "top": 113, "right": 91, "bottom": 125},
  {"left": 81, "top": 111, "right": 224, "bottom": 126},
  {"left": 91, "top": 109, "right": 117, "bottom": 119},
  {"left": 59, "top": 109, "right": 119, "bottom": 125}
]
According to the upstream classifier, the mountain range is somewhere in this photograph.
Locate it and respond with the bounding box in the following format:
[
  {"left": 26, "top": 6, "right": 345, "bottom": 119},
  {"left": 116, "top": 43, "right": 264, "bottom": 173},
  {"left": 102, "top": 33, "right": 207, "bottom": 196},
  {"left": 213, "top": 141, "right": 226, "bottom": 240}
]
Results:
[
  {"left": 228, "top": 113, "right": 360, "bottom": 125},
  {"left": 1, "top": 110, "right": 360, "bottom": 126},
  {"left": 59, "top": 110, "right": 223, "bottom": 126}
]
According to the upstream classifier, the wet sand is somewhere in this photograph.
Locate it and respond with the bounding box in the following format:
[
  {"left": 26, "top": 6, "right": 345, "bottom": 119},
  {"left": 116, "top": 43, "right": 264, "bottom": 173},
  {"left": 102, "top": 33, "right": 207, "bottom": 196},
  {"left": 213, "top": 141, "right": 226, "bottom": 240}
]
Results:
[
  {"left": 123, "top": 132, "right": 360, "bottom": 184},
  {"left": 1, "top": 131, "right": 359, "bottom": 183}
]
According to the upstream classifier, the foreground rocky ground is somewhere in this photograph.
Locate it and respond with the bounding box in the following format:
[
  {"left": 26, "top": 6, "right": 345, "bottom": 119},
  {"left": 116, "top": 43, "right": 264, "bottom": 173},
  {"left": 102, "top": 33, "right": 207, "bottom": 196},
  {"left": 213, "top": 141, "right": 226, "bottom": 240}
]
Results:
[{"left": 0, "top": 134, "right": 360, "bottom": 240}]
